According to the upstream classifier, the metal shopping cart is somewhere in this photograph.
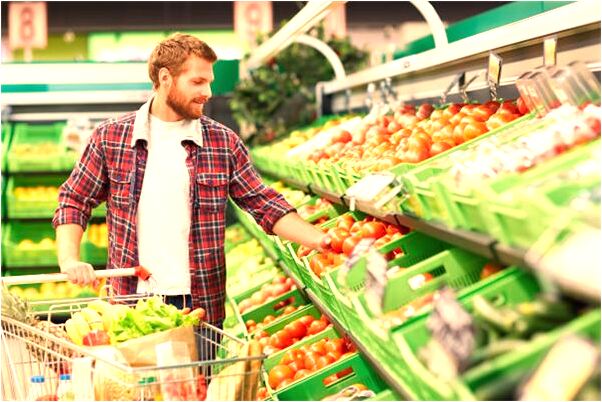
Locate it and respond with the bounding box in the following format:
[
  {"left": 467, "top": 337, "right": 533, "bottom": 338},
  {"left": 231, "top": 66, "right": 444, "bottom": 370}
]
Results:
[{"left": 1, "top": 269, "right": 265, "bottom": 401}]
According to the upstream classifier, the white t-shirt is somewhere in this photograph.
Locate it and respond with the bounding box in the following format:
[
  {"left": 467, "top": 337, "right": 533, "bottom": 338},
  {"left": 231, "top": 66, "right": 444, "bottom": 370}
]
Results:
[{"left": 136, "top": 114, "right": 194, "bottom": 295}]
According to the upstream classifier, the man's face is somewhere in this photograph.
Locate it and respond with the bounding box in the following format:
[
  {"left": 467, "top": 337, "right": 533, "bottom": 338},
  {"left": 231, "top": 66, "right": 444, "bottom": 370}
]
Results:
[{"left": 166, "top": 55, "right": 214, "bottom": 120}]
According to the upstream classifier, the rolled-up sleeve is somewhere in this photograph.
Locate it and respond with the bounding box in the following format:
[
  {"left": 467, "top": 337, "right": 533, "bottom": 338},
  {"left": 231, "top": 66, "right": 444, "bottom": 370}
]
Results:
[
  {"left": 228, "top": 134, "right": 295, "bottom": 235},
  {"left": 52, "top": 127, "right": 109, "bottom": 231}
]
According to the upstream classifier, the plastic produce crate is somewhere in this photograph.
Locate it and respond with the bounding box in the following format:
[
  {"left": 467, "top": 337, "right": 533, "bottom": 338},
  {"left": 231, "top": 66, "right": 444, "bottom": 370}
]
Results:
[
  {"left": 391, "top": 267, "right": 601, "bottom": 400},
  {"left": 275, "top": 353, "right": 389, "bottom": 401},
  {"left": 2, "top": 122, "right": 13, "bottom": 172},
  {"left": 479, "top": 140, "right": 600, "bottom": 248},
  {"left": 6, "top": 175, "right": 64, "bottom": 218},
  {"left": 3, "top": 221, "right": 58, "bottom": 267},
  {"left": 7, "top": 122, "right": 77, "bottom": 172},
  {"left": 325, "top": 231, "right": 448, "bottom": 330},
  {"left": 233, "top": 287, "right": 309, "bottom": 328}
]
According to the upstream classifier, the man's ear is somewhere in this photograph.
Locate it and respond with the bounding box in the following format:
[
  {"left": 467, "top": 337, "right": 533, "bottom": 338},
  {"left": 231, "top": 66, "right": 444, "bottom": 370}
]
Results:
[{"left": 158, "top": 67, "right": 172, "bottom": 89}]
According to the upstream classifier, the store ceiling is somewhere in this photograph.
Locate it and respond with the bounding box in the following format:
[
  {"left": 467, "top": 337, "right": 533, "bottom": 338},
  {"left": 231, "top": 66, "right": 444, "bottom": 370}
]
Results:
[{"left": 1, "top": 1, "right": 509, "bottom": 34}]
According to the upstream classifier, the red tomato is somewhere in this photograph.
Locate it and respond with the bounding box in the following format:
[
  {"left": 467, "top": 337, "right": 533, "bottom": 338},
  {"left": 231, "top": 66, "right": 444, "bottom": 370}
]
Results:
[
  {"left": 498, "top": 100, "right": 519, "bottom": 114},
  {"left": 245, "top": 319, "right": 256, "bottom": 328},
  {"left": 342, "top": 236, "right": 362, "bottom": 256},
  {"left": 360, "top": 222, "right": 387, "bottom": 239},
  {"left": 324, "top": 338, "right": 346, "bottom": 354},
  {"left": 327, "top": 228, "right": 350, "bottom": 254},
  {"left": 280, "top": 349, "right": 297, "bottom": 365},
  {"left": 430, "top": 141, "right": 454, "bottom": 156},
  {"left": 471, "top": 105, "right": 494, "bottom": 122},
  {"left": 463, "top": 121, "right": 488, "bottom": 141},
  {"left": 516, "top": 96, "right": 529, "bottom": 115},
  {"left": 480, "top": 262, "right": 503, "bottom": 279},
  {"left": 309, "top": 341, "right": 326, "bottom": 356},
  {"left": 326, "top": 351, "right": 342, "bottom": 362},
  {"left": 257, "top": 387, "right": 268, "bottom": 400},
  {"left": 284, "top": 321, "right": 307, "bottom": 339},
  {"left": 316, "top": 355, "right": 335, "bottom": 370},
  {"left": 294, "top": 369, "right": 312, "bottom": 380},
  {"left": 269, "top": 331, "right": 291, "bottom": 350},
  {"left": 288, "top": 359, "right": 305, "bottom": 373},
  {"left": 336, "top": 215, "right": 355, "bottom": 231},
  {"left": 336, "top": 367, "right": 354, "bottom": 378},
  {"left": 263, "top": 315, "right": 276, "bottom": 325},
  {"left": 303, "top": 352, "right": 320, "bottom": 371},
  {"left": 323, "top": 374, "right": 339, "bottom": 386},
  {"left": 298, "top": 315, "right": 315, "bottom": 328},
  {"left": 307, "top": 319, "right": 328, "bottom": 335},
  {"left": 283, "top": 305, "right": 297, "bottom": 315},
  {"left": 332, "top": 130, "right": 352, "bottom": 143},
  {"left": 277, "top": 378, "right": 294, "bottom": 390},
  {"left": 268, "top": 365, "right": 293, "bottom": 389}
]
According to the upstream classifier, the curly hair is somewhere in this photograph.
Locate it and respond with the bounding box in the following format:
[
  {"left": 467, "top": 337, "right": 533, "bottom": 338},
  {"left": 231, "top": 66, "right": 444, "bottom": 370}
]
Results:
[{"left": 148, "top": 33, "right": 217, "bottom": 89}]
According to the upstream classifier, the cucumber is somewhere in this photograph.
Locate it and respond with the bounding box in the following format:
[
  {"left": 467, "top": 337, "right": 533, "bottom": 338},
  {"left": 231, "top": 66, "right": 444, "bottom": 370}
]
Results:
[
  {"left": 469, "top": 339, "right": 528, "bottom": 367},
  {"left": 472, "top": 296, "right": 518, "bottom": 335}
]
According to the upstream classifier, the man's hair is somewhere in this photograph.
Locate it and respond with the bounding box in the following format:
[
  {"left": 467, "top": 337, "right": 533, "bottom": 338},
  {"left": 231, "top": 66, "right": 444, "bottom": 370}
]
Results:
[{"left": 148, "top": 33, "right": 217, "bottom": 89}]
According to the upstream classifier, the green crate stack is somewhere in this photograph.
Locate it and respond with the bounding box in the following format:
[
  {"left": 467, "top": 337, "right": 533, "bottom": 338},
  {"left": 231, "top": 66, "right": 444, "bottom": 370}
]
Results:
[
  {"left": 3, "top": 221, "right": 59, "bottom": 267},
  {"left": 391, "top": 267, "right": 601, "bottom": 400},
  {"left": 233, "top": 287, "right": 309, "bottom": 330}
]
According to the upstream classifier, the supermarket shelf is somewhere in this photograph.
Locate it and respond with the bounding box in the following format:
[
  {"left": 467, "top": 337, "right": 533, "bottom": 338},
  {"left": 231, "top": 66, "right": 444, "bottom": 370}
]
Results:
[
  {"left": 307, "top": 184, "right": 347, "bottom": 206},
  {"left": 493, "top": 243, "right": 529, "bottom": 268}
]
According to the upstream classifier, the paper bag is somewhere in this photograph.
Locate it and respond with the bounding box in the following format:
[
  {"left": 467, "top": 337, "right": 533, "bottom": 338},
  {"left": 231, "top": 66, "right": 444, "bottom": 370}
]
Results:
[{"left": 116, "top": 325, "right": 198, "bottom": 367}]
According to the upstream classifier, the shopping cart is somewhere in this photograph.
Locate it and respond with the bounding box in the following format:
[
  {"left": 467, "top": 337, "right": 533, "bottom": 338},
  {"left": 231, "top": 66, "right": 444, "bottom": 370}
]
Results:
[{"left": 1, "top": 269, "right": 265, "bottom": 401}]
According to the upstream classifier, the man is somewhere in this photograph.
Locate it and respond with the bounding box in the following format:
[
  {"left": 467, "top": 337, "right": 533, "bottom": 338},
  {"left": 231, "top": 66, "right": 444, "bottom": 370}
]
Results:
[{"left": 52, "top": 33, "right": 329, "bottom": 328}]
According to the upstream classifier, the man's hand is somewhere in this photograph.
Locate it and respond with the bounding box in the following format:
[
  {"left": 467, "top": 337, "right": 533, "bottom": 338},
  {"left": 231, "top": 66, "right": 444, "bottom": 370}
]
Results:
[
  {"left": 60, "top": 259, "right": 97, "bottom": 286},
  {"left": 317, "top": 233, "right": 333, "bottom": 253}
]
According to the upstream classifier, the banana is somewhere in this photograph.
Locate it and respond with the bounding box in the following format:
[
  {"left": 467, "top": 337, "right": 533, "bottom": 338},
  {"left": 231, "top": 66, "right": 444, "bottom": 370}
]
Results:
[
  {"left": 86, "top": 299, "right": 112, "bottom": 316},
  {"left": 65, "top": 314, "right": 90, "bottom": 346},
  {"left": 80, "top": 308, "right": 104, "bottom": 331}
]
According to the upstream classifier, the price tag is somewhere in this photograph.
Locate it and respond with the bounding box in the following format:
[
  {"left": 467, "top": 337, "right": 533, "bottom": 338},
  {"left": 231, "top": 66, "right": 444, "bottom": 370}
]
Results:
[
  {"left": 487, "top": 52, "right": 503, "bottom": 100},
  {"left": 544, "top": 36, "right": 558, "bottom": 67},
  {"left": 363, "top": 249, "right": 389, "bottom": 316},
  {"left": 426, "top": 288, "right": 476, "bottom": 378},
  {"left": 345, "top": 173, "right": 401, "bottom": 212},
  {"left": 441, "top": 72, "right": 465, "bottom": 104}
]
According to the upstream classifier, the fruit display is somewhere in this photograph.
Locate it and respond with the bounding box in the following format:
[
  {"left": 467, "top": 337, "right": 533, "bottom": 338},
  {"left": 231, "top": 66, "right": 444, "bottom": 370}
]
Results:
[
  {"left": 266, "top": 335, "right": 357, "bottom": 391},
  {"left": 270, "top": 181, "right": 312, "bottom": 207},
  {"left": 86, "top": 223, "right": 108, "bottom": 248},
  {"left": 446, "top": 104, "right": 600, "bottom": 186},
  {"left": 265, "top": 118, "right": 351, "bottom": 155},
  {"left": 9, "top": 143, "right": 65, "bottom": 159},
  {"left": 237, "top": 275, "right": 296, "bottom": 314},
  {"left": 15, "top": 237, "right": 56, "bottom": 250},
  {"left": 253, "top": 312, "right": 332, "bottom": 355},
  {"left": 9, "top": 281, "right": 100, "bottom": 301},
  {"left": 12, "top": 186, "right": 59, "bottom": 201},
  {"left": 297, "top": 198, "right": 333, "bottom": 222},
  {"left": 245, "top": 304, "right": 301, "bottom": 333}
]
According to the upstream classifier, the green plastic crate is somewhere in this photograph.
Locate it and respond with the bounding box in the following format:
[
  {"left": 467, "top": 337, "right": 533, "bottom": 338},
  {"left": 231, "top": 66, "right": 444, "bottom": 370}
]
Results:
[
  {"left": 275, "top": 353, "right": 389, "bottom": 401},
  {"left": 7, "top": 175, "right": 63, "bottom": 218},
  {"left": 368, "top": 389, "right": 402, "bottom": 401},
  {"left": 7, "top": 122, "right": 77, "bottom": 172},
  {"left": 257, "top": 304, "right": 321, "bottom": 337},
  {"left": 233, "top": 287, "right": 309, "bottom": 328},
  {"left": 480, "top": 140, "right": 600, "bottom": 248},
  {"left": 400, "top": 164, "right": 452, "bottom": 224},
  {"left": 2, "top": 123, "right": 13, "bottom": 172},
  {"left": 391, "top": 267, "right": 600, "bottom": 400},
  {"left": 3, "top": 221, "right": 58, "bottom": 267},
  {"left": 326, "top": 231, "right": 448, "bottom": 331}
]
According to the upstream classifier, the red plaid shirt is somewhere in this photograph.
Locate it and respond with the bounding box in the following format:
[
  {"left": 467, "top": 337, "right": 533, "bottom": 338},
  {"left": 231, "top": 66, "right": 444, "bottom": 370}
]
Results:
[{"left": 52, "top": 103, "right": 294, "bottom": 324}]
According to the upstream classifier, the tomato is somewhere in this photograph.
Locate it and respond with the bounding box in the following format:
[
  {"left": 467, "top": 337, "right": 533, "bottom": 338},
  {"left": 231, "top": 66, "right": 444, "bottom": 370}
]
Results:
[
  {"left": 480, "top": 262, "right": 503, "bottom": 279},
  {"left": 336, "top": 367, "right": 354, "bottom": 378},
  {"left": 452, "top": 123, "right": 467, "bottom": 145},
  {"left": 294, "top": 369, "right": 312, "bottom": 380},
  {"left": 269, "top": 331, "right": 291, "bottom": 350},
  {"left": 309, "top": 254, "right": 330, "bottom": 277},
  {"left": 327, "top": 228, "right": 350, "bottom": 254},
  {"left": 288, "top": 359, "right": 305, "bottom": 372},
  {"left": 326, "top": 351, "right": 342, "bottom": 362},
  {"left": 404, "top": 146, "right": 429, "bottom": 163},
  {"left": 284, "top": 321, "right": 307, "bottom": 339},
  {"left": 309, "top": 341, "right": 326, "bottom": 356},
  {"left": 307, "top": 319, "right": 328, "bottom": 335},
  {"left": 280, "top": 349, "right": 298, "bottom": 365},
  {"left": 303, "top": 352, "right": 320, "bottom": 371},
  {"left": 342, "top": 236, "right": 362, "bottom": 256},
  {"left": 298, "top": 315, "right": 316, "bottom": 328},
  {"left": 263, "top": 315, "right": 276, "bottom": 325},
  {"left": 430, "top": 141, "right": 454, "bottom": 156},
  {"left": 471, "top": 105, "right": 494, "bottom": 122},
  {"left": 360, "top": 221, "right": 387, "bottom": 239},
  {"left": 320, "top": 314, "right": 330, "bottom": 324},
  {"left": 245, "top": 319, "right": 256, "bottom": 328},
  {"left": 349, "top": 221, "right": 363, "bottom": 236},
  {"left": 336, "top": 215, "right": 355, "bottom": 231},
  {"left": 498, "top": 100, "right": 519, "bottom": 114},
  {"left": 316, "top": 355, "right": 335, "bottom": 370},
  {"left": 283, "top": 305, "right": 297, "bottom": 315},
  {"left": 516, "top": 96, "right": 529, "bottom": 115},
  {"left": 387, "top": 120, "right": 402, "bottom": 134},
  {"left": 268, "top": 365, "right": 293, "bottom": 389},
  {"left": 324, "top": 338, "right": 346, "bottom": 354},
  {"left": 332, "top": 130, "right": 352, "bottom": 143},
  {"left": 416, "top": 103, "right": 434, "bottom": 120},
  {"left": 442, "top": 103, "right": 464, "bottom": 119},
  {"left": 257, "top": 387, "right": 268, "bottom": 400},
  {"left": 483, "top": 100, "right": 500, "bottom": 112},
  {"left": 463, "top": 121, "right": 488, "bottom": 141}
]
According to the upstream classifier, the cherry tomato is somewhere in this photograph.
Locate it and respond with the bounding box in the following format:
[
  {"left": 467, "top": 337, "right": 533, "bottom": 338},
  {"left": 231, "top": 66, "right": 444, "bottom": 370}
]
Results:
[
  {"left": 268, "top": 365, "right": 293, "bottom": 389},
  {"left": 327, "top": 228, "right": 350, "bottom": 254},
  {"left": 307, "top": 319, "right": 328, "bottom": 336},
  {"left": 342, "top": 236, "right": 362, "bottom": 256},
  {"left": 316, "top": 355, "right": 335, "bottom": 370},
  {"left": 298, "top": 315, "right": 315, "bottom": 328},
  {"left": 360, "top": 221, "right": 387, "bottom": 239},
  {"left": 284, "top": 321, "right": 307, "bottom": 339},
  {"left": 303, "top": 352, "right": 320, "bottom": 371}
]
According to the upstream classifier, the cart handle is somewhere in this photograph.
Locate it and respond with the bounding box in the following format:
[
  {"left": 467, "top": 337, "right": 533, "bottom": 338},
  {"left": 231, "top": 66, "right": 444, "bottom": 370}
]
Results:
[{"left": 0, "top": 266, "right": 151, "bottom": 286}]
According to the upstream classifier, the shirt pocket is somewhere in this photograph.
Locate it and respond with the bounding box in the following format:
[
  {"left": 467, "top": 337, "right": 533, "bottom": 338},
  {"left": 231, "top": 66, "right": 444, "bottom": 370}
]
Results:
[
  {"left": 196, "top": 172, "right": 229, "bottom": 212},
  {"left": 108, "top": 170, "right": 133, "bottom": 209}
]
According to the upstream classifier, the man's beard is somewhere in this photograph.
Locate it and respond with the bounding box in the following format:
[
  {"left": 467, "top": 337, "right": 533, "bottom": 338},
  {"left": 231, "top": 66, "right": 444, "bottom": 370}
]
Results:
[{"left": 166, "top": 85, "right": 204, "bottom": 120}]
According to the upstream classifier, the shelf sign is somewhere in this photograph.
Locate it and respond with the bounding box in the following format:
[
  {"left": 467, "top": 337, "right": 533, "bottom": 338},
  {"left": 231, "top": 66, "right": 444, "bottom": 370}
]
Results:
[
  {"left": 234, "top": 2, "right": 273, "bottom": 52},
  {"left": 9, "top": 2, "right": 48, "bottom": 58},
  {"left": 345, "top": 173, "right": 401, "bottom": 212},
  {"left": 544, "top": 36, "right": 558, "bottom": 67},
  {"left": 487, "top": 52, "right": 503, "bottom": 100},
  {"left": 426, "top": 288, "right": 476, "bottom": 379}
]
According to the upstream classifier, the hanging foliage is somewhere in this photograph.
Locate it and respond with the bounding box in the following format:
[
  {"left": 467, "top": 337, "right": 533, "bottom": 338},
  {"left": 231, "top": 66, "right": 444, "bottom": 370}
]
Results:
[{"left": 230, "top": 22, "right": 368, "bottom": 145}]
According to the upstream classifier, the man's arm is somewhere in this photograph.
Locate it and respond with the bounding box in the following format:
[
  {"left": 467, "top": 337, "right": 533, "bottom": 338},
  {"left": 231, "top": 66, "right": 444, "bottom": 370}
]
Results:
[
  {"left": 272, "top": 212, "right": 328, "bottom": 250},
  {"left": 53, "top": 126, "right": 109, "bottom": 285},
  {"left": 228, "top": 134, "right": 330, "bottom": 251}
]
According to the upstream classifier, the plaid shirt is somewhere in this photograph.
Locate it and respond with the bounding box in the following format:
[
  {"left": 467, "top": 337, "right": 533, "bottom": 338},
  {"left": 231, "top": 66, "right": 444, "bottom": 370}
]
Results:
[{"left": 53, "top": 98, "right": 295, "bottom": 324}]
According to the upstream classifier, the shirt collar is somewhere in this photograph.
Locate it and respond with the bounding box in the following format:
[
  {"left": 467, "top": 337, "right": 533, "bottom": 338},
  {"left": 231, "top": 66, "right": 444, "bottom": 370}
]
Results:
[{"left": 131, "top": 94, "right": 204, "bottom": 148}]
